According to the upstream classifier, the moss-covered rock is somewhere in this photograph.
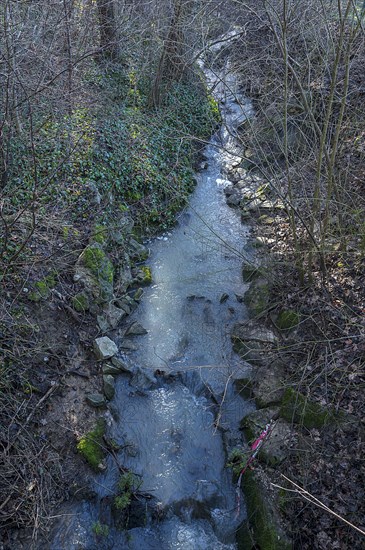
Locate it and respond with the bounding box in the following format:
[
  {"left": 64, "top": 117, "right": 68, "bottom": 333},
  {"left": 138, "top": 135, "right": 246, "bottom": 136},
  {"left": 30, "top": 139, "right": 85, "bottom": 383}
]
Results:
[
  {"left": 91, "top": 224, "right": 108, "bottom": 245},
  {"left": 76, "top": 243, "right": 114, "bottom": 303},
  {"left": 82, "top": 245, "right": 113, "bottom": 283},
  {"left": 72, "top": 292, "right": 89, "bottom": 312},
  {"left": 133, "top": 287, "right": 144, "bottom": 301},
  {"left": 241, "top": 408, "right": 292, "bottom": 467},
  {"left": 244, "top": 277, "right": 270, "bottom": 317},
  {"left": 236, "top": 521, "right": 257, "bottom": 549},
  {"left": 77, "top": 419, "right": 106, "bottom": 470},
  {"left": 92, "top": 522, "right": 109, "bottom": 537},
  {"left": 231, "top": 321, "right": 277, "bottom": 365},
  {"left": 28, "top": 273, "right": 56, "bottom": 302},
  {"left": 275, "top": 310, "right": 300, "bottom": 331},
  {"left": 254, "top": 362, "right": 285, "bottom": 408},
  {"left": 242, "top": 469, "right": 292, "bottom": 550},
  {"left": 280, "top": 387, "right": 338, "bottom": 429},
  {"left": 111, "top": 472, "right": 141, "bottom": 530},
  {"left": 128, "top": 238, "right": 149, "bottom": 262},
  {"left": 136, "top": 265, "right": 152, "bottom": 285}
]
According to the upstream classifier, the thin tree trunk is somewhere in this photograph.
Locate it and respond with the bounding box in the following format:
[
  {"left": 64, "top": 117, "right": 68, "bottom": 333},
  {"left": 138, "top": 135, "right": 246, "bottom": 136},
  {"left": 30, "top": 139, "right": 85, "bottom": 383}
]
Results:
[{"left": 149, "top": 0, "right": 191, "bottom": 108}]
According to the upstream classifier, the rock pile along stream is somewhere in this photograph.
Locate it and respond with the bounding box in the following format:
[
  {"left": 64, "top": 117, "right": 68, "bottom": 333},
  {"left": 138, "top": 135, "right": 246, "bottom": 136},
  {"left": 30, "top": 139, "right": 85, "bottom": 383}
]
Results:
[{"left": 51, "top": 32, "right": 257, "bottom": 550}]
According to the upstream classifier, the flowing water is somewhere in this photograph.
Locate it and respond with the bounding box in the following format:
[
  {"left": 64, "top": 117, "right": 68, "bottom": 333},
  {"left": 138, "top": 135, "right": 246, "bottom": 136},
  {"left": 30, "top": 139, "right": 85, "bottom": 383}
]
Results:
[{"left": 51, "top": 32, "right": 255, "bottom": 550}]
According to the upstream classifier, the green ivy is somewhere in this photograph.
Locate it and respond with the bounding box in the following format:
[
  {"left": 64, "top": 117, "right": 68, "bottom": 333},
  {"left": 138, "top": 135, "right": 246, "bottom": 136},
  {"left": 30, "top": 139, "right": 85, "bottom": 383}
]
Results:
[{"left": 4, "top": 64, "right": 220, "bottom": 242}]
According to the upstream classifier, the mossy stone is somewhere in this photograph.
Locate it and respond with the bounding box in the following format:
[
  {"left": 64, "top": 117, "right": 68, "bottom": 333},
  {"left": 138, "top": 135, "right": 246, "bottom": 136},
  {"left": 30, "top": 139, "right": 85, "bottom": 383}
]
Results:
[
  {"left": 280, "top": 387, "right": 338, "bottom": 429},
  {"left": 242, "top": 469, "right": 292, "bottom": 550},
  {"left": 236, "top": 521, "right": 256, "bottom": 549},
  {"left": 139, "top": 265, "right": 152, "bottom": 285},
  {"left": 29, "top": 273, "right": 56, "bottom": 302},
  {"left": 133, "top": 288, "right": 144, "bottom": 301},
  {"left": 72, "top": 292, "right": 89, "bottom": 312},
  {"left": 92, "top": 224, "right": 108, "bottom": 245},
  {"left": 244, "top": 278, "right": 270, "bottom": 317},
  {"left": 82, "top": 245, "right": 113, "bottom": 283},
  {"left": 276, "top": 310, "right": 300, "bottom": 331},
  {"left": 241, "top": 409, "right": 291, "bottom": 467},
  {"left": 77, "top": 419, "right": 106, "bottom": 470},
  {"left": 77, "top": 243, "right": 114, "bottom": 302}
]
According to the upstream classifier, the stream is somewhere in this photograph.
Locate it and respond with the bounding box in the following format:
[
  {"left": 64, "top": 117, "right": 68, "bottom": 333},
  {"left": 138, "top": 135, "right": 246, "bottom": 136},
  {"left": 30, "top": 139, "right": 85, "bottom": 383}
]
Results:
[{"left": 51, "top": 32, "right": 255, "bottom": 550}]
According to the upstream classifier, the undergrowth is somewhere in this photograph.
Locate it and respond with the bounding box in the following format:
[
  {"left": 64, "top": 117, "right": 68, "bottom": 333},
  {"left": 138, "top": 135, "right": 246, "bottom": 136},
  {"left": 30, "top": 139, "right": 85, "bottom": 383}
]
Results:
[{"left": 1, "top": 65, "right": 220, "bottom": 271}]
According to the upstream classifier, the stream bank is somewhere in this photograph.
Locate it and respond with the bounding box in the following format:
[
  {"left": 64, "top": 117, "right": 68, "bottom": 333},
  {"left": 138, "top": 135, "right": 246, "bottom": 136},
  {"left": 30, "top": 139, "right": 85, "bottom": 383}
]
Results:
[{"left": 218, "top": 14, "right": 365, "bottom": 548}]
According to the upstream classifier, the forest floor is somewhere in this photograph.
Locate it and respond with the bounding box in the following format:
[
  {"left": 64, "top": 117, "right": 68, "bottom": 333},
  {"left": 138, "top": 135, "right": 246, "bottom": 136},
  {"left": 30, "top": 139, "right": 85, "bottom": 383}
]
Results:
[{"left": 246, "top": 200, "right": 365, "bottom": 549}]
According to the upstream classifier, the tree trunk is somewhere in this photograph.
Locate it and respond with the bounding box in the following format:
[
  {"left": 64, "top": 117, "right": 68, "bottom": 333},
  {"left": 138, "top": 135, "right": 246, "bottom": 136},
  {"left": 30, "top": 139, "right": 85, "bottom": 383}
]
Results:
[
  {"left": 149, "top": 0, "right": 192, "bottom": 108},
  {"left": 96, "top": 0, "right": 118, "bottom": 59}
]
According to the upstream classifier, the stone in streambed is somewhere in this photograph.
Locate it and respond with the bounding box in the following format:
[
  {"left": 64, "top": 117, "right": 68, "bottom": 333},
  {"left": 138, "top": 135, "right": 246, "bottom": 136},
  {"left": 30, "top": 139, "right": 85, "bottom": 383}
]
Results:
[
  {"left": 130, "top": 367, "right": 157, "bottom": 390},
  {"left": 120, "top": 340, "right": 138, "bottom": 351},
  {"left": 125, "top": 322, "right": 148, "bottom": 336},
  {"left": 103, "top": 375, "right": 115, "bottom": 401},
  {"left": 94, "top": 336, "right": 118, "bottom": 360},
  {"left": 244, "top": 277, "right": 270, "bottom": 316},
  {"left": 128, "top": 238, "right": 149, "bottom": 262},
  {"left": 133, "top": 288, "right": 144, "bottom": 301},
  {"left": 86, "top": 393, "right": 106, "bottom": 408},
  {"left": 111, "top": 356, "right": 134, "bottom": 373},
  {"left": 98, "top": 303, "right": 127, "bottom": 333},
  {"left": 117, "top": 295, "right": 138, "bottom": 315},
  {"left": 254, "top": 362, "right": 285, "bottom": 408},
  {"left": 103, "top": 364, "right": 123, "bottom": 376},
  {"left": 106, "top": 303, "right": 127, "bottom": 328}
]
